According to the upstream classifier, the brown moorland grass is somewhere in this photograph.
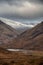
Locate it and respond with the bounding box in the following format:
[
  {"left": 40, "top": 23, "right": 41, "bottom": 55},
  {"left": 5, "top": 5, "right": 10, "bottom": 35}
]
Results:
[{"left": 0, "top": 48, "right": 43, "bottom": 65}]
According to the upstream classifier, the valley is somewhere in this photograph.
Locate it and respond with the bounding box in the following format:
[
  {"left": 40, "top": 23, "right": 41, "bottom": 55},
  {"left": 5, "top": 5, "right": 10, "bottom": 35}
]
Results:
[{"left": 0, "top": 19, "right": 43, "bottom": 65}]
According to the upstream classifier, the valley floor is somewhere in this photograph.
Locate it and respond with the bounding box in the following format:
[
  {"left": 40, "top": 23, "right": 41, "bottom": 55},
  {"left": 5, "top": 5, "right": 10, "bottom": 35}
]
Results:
[{"left": 0, "top": 50, "right": 43, "bottom": 65}]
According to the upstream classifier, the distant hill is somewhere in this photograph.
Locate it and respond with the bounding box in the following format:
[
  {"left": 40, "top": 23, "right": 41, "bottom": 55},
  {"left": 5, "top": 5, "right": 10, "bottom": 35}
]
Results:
[{"left": 12, "top": 21, "right": 43, "bottom": 51}]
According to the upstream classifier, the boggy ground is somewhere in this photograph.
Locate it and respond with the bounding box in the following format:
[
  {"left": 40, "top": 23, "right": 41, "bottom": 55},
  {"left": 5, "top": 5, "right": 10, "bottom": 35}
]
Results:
[{"left": 0, "top": 49, "right": 43, "bottom": 65}]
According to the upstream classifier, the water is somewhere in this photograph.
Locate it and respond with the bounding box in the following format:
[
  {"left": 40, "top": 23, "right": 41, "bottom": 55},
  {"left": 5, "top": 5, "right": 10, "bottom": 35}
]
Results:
[
  {"left": 7, "top": 49, "right": 33, "bottom": 54},
  {"left": 7, "top": 49, "right": 21, "bottom": 51}
]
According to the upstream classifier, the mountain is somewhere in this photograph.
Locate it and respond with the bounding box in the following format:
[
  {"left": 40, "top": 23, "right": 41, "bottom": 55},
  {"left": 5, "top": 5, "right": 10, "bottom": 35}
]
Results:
[
  {"left": 11, "top": 21, "right": 43, "bottom": 51},
  {"left": 0, "top": 17, "right": 34, "bottom": 34},
  {"left": 0, "top": 20, "right": 18, "bottom": 47},
  {"left": 0, "top": 17, "right": 35, "bottom": 48}
]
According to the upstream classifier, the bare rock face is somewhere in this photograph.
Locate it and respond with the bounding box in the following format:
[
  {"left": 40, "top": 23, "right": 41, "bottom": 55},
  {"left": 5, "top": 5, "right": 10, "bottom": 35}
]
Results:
[
  {"left": 12, "top": 21, "right": 43, "bottom": 51},
  {"left": 0, "top": 20, "right": 18, "bottom": 48}
]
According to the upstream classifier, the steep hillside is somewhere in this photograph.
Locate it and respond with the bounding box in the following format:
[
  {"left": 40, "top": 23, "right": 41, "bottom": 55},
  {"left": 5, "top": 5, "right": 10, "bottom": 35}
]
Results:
[
  {"left": 12, "top": 21, "right": 43, "bottom": 50},
  {"left": 0, "top": 20, "right": 18, "bottom": 47}
]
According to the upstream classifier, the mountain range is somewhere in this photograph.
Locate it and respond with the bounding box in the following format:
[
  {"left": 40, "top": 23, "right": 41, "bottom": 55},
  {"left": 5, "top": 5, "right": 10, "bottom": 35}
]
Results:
[
  {"left": 0, "top": 17, "right": 43, "bottom": 51},
  {"left": 0, "top": 18, "right": 34, "bottom": 48}
]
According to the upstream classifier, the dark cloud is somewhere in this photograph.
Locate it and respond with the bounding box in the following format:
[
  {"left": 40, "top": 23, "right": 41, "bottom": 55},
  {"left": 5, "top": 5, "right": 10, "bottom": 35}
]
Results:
[
  {"left": 0, "top": 0, "right": 43, "bottom": 21},
  {"left": 6, "top": 0, "right": 43, "bottom": 4},
  {"left": 0, "top": 0, "right": 43, "bottom": 5},
  {"left": 28, "top": 0, "right": 43, "bottom": 3}
]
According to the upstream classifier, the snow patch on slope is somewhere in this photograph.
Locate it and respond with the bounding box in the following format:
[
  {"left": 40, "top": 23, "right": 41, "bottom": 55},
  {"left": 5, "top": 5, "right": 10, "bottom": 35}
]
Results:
[{"left": 0, "top": 17, "right": 34, "bottom": 29}]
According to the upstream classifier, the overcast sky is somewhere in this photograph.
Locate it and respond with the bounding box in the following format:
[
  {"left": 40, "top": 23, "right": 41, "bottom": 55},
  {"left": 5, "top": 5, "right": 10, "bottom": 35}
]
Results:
[{"left": 0, "top": 0, "right": 43, "bottom": 23}]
